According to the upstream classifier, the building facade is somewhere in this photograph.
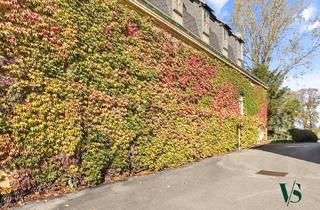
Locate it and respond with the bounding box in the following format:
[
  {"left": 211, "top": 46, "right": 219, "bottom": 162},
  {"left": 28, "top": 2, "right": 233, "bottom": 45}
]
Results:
[
  {"left": 127, "top": 0, "right": 268, "bottom": 145},
  {"left": 0, "top": 0, "right": 269, "bottom": 201}
]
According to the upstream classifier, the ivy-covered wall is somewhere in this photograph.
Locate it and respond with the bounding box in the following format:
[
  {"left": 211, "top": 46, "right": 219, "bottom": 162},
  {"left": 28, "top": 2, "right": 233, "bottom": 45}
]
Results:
[{"left": 0, "top": 0, "right": 267, "bottom": 202}]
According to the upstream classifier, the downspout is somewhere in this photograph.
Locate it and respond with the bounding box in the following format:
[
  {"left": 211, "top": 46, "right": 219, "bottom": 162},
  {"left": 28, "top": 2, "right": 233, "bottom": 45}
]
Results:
[{"left": 237, "top": 124, "right": 241, "bottom": 151}]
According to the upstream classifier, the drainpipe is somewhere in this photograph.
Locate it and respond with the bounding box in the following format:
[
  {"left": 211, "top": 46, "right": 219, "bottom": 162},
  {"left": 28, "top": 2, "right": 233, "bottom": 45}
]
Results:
[
  {"left": 237, "top": 123, "right": 243, "bottom": 151},
  {"left": 237, "top": 125, "right": 241, "bottom": 151}
]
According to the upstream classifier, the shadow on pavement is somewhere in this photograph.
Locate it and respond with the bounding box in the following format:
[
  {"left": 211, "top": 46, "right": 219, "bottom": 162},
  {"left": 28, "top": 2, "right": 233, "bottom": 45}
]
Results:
[{"left": 253, "top": 142, "right": 320, "bottom": 164}]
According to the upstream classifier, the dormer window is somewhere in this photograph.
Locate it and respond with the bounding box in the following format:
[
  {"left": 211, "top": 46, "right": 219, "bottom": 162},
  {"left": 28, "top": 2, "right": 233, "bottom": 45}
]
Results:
[{"left": 172, "top": 0, "right": 183, "bottom": 24}]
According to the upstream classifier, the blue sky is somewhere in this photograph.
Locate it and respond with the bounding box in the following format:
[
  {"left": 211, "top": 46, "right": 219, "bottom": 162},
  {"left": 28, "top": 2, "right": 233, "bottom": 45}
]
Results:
[{"left": 205, "top": 0, "right": 320, "bottom": 92}]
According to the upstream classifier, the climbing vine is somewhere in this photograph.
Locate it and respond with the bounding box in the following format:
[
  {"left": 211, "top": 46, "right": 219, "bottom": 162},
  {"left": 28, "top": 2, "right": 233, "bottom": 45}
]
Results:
[{"left": 0, "top": 0, "right": 267, "bottom": 205}]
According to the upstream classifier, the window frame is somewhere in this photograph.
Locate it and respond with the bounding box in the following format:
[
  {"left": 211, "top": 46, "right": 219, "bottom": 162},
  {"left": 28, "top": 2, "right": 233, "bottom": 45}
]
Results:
[
  {"left": 239, "top": 94, "right": 244, "bottom": 116},
  {"left": 203, "top": 9, "right": 210, "bottom": 36},
  {"left": 223, "top": 28, "right": 228, "bottom": 43},
  {"left": 239, "top": 42, "right": 243, "bottom": 60},
  {"left": 172, "top": 0, "right": 183, "bottom": 25},
  {"left": 222, "top": 26, "right": 229, "bottom": 56},
  {"left": 172, "top": 0, "right": 183, "bottom": 15}
]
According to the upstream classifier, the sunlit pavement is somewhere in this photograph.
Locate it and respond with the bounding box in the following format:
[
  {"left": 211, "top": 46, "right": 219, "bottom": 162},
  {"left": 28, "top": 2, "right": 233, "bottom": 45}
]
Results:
[{"left": 18, "top": 143, "right": 320, "bottom": 210}]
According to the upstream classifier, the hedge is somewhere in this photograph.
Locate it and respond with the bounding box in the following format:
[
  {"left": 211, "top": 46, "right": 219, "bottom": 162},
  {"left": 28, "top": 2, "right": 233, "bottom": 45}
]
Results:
[
  {"left": 0, "top": 0, "right": 267, "bottom": 205},
  {"left": 288, "top": 129, "right": 318, "bottom": 142}
]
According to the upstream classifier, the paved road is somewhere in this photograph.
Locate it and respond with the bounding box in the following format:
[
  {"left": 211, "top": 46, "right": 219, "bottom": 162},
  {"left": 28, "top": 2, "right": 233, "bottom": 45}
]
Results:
[{"left": 18, "top": 143, "right": 320, "bottom": 210}]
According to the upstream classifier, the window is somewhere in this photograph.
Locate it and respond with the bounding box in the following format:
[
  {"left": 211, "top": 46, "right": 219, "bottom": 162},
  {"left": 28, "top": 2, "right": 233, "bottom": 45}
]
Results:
[
  {"left": 173, "top": 0, "right": 183, "bottom": 14},
  {"left": 222, "top": 27, "right": 229, "bottom": 56},
  {"left": 239, "top": 42, "right": 243, "bottom": 59},
  {"left": 237, "top": 42, "right": 243, "bottom": 66},
  {"left": 240, "top": 43, "right": 243, "bottom": 57},
  {"left": 223, "top": 28, "right": 228, "bottom": 42},
  {"left": 202, "top": 9, "right": 209, "bottom": 43},
  {"left": 239, "top": 94, "right": 244, "bottom": 116},
  {"left": 172, "top": 0, "right": 183, "bottom": 25},
  {"left": 203, "top": 9, "right": 209, "bottom": 35}
]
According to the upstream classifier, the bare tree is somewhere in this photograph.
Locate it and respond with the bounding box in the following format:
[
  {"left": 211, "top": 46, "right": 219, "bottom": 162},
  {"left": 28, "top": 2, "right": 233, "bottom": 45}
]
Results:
[
  {"left": 297, "top": 88, "right": 320, "bottom": 129},
  {"left": 232, "top": 0, "right": 320, "bottom": 77}
]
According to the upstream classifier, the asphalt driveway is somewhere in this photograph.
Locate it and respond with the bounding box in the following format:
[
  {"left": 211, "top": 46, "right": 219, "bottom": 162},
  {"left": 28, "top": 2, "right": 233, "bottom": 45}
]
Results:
[{"left": 18, "top": 143, "right": 320, "bottom": 210}]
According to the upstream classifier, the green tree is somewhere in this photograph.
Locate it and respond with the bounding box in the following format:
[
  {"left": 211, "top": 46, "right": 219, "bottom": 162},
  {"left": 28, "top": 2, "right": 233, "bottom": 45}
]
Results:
[
  {"left": 252, "top": 65, "right": 302, "bottom": 136},
  {"left": 297, "top": 88, "right": 320, "bottom": 129}
]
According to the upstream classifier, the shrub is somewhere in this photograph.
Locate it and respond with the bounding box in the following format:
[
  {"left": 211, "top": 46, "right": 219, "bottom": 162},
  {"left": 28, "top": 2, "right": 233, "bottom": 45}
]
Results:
[{"left": 288, "top": 129, "right": 318, "bottom": 142}]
